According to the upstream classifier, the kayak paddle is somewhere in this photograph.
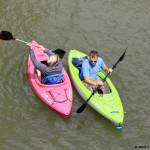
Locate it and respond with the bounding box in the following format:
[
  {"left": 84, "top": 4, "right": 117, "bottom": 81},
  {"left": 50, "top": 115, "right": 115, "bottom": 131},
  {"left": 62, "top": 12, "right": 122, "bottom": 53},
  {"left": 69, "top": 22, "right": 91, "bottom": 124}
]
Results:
[
  {"left": 0, "top": 30, "right": 65, "bottom": 59},
  {"left": 76, "top": 48, "right": 127, "bottom": 113}
]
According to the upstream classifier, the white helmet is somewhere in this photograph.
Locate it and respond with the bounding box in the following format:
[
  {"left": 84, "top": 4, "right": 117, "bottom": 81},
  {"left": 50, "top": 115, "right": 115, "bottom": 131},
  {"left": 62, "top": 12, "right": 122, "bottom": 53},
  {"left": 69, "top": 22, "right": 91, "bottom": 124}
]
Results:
[{"left": 47, "top": 54, "right": 59, "bottom": 66}]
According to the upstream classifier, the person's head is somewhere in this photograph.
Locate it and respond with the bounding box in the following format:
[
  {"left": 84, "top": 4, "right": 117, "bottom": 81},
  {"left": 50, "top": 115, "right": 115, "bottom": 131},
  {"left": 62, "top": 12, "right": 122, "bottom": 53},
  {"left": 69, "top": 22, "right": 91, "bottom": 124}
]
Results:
[
  {"left": 89, "top": 50, "right": 99, "bottom": 65},
  {"left": 47, "top": 54, "right": 59, "bottom": 66}
]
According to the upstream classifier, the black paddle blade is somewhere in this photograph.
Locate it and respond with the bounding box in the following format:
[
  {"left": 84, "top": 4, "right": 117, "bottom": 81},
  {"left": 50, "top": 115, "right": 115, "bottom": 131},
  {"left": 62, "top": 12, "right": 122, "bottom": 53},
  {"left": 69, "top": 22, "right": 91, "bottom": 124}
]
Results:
[
  {"left": 118, "top": 48, "right": 127, "bottom": 62},
  {"left": 53, "top": 49, "right": 66, "bottom": 59},
  {"left": 76, "top": 91, "right": 94, "bottom": 113},
  {"left": 0, "top": 31, "right": 15, "bottom": 40},
  {"left": 112, "top": 48, "right": 127, "bottom": 69},
  {"left": 76, "top": 103, "right": 87, "bottom": 113}
]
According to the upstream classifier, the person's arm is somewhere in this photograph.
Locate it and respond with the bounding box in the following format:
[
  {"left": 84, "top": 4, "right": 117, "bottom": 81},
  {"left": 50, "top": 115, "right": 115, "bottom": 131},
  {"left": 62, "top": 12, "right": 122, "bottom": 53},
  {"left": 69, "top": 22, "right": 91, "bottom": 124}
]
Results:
[
  {"left": 36, "top": 69, "right": 41, "bottom": 81},
  {"left": 27, "top": 42, "right": 54, "bottom": 56},
  {"left": 103, "top": 66, "right": 113, "bottom": 74},
  {"left": 84, "top": 77, "right": 103, "bottom": 86},
  {"left": 99, "top": 58, "right": 113, "bottom": 74},
  {"left": 43, "top": 48, "right": 55, "bottom": 56},
  {"left": 29, "top": 48, "right": 47, "bottom": 72}
]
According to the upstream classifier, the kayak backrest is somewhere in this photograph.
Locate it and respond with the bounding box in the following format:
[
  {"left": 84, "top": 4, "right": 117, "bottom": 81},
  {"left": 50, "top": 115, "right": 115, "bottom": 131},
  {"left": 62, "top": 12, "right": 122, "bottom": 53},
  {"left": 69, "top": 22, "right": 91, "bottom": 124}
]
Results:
[{"left": 72, "top": 56, "right": 88, "bottom": 79}]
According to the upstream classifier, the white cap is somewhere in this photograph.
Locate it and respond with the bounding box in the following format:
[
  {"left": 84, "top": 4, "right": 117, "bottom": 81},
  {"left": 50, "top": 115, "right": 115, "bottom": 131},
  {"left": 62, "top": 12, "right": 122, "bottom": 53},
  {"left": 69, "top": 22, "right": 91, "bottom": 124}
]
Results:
[{"left": 47, "top": 54, "right": 59, "bottom": 66}]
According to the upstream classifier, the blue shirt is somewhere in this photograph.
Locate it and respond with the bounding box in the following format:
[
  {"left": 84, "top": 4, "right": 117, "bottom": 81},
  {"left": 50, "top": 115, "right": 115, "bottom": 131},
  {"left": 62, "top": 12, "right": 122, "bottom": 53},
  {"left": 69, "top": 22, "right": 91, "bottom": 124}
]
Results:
[{"left": 81, "top": 58, "right": 106, "bottom": 79}]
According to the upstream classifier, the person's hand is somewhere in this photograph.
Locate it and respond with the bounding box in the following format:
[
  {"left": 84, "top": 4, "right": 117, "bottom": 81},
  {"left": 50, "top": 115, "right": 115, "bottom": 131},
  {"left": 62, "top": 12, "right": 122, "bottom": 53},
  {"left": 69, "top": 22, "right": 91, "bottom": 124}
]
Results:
[
  {"left": 26, "top": 42, "right": 32, "bottom": 47},
  {"left": 97, "top": 80, "right": 104, "bottom": 86},
  {"left": 108, "top": 68, "right": 113, "bottom": 74}
]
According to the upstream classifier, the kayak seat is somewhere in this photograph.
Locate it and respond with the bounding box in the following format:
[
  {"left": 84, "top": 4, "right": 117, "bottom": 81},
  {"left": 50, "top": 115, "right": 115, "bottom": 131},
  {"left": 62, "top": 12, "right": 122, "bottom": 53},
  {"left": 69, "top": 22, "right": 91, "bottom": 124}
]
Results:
[{"left": 72, "top": 57, "right": 88, "bottom": 80}]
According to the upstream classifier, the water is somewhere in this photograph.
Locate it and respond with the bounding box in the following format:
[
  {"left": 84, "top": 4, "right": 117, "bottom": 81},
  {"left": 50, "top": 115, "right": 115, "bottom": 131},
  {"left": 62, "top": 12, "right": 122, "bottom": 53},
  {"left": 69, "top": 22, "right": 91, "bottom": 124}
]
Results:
[{"left": 0, "top": 0, "right": 150, "bottom": 149}]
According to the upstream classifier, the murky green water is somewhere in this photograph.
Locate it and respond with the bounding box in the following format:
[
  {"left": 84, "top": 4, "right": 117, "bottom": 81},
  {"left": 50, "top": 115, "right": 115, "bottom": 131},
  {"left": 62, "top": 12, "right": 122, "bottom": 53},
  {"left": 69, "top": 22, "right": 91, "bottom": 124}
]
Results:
[{"left": 0, "top": 0, "right": 150, "bottom": 149}]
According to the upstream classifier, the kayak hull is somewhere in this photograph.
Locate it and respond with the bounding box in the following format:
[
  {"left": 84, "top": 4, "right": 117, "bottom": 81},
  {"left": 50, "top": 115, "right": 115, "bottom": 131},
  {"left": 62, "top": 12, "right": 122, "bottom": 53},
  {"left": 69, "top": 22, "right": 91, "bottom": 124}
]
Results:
[
  {"left": 27, "top": 40, "right": 73, "bottom": 117},
  {"left": 68, "top": 49, "right": 124, "bottom": 127}
]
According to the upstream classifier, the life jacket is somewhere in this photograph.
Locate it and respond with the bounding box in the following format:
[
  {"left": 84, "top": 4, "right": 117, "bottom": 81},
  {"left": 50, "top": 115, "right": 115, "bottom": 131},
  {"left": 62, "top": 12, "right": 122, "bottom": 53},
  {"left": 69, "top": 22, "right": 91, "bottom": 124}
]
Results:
[{"left": 45, "top": 73, "right": 63, "bottom": 84}]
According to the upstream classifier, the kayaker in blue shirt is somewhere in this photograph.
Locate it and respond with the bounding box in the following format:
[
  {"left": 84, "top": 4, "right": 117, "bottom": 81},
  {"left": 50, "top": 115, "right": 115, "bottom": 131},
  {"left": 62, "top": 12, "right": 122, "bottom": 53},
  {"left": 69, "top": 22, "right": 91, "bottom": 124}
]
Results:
[
  {"left": 81, "top": 50, "right": 113, "bottom": 93},
  {"left": 27, "top": 43, "right": 63, "bottom": 84}
]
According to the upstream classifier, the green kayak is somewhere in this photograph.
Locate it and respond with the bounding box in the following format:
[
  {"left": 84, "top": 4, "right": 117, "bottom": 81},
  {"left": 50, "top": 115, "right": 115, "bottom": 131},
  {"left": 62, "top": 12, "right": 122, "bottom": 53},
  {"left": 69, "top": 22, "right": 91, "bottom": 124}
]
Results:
[{"left": 68, "top": 49, "right": 124, "bottom": 128}]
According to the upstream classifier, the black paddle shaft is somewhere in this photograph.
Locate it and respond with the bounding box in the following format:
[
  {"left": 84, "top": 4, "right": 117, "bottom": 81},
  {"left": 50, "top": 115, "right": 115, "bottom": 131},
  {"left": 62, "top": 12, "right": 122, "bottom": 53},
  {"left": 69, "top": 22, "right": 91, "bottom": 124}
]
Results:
[
  {"left": 103, "top": 48, "right": 127, "bottom": 81},
  {"left": 76, "top": 48, "right": 127, "bottom": 113}
]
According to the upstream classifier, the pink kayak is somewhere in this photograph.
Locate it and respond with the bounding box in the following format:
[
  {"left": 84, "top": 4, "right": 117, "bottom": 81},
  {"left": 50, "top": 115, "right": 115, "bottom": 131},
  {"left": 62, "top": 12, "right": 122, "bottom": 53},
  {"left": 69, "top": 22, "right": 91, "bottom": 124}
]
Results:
[{"left": 27, "top": 40, "right": 73, "bottom": 117}]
